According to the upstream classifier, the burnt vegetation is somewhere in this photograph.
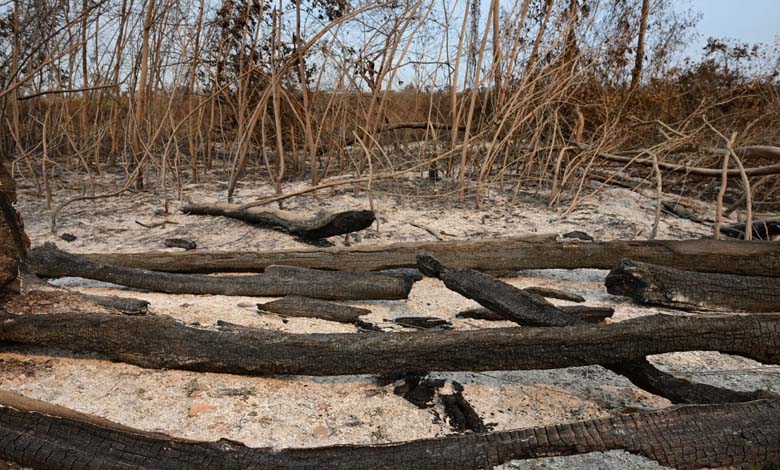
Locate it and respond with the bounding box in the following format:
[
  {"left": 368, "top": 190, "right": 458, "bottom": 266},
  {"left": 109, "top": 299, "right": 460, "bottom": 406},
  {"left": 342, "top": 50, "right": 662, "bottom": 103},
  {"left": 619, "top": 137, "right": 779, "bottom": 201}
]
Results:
[{"left": 1, "top": 0, "right": 780, "bottom": 468}]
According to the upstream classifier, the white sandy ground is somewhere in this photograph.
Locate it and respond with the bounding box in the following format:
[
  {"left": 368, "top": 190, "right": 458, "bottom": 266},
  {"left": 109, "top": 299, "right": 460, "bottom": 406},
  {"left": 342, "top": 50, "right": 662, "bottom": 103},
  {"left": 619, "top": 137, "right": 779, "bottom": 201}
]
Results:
[{"left": 2, "top": 171, "right": 778, "bottom": 469}]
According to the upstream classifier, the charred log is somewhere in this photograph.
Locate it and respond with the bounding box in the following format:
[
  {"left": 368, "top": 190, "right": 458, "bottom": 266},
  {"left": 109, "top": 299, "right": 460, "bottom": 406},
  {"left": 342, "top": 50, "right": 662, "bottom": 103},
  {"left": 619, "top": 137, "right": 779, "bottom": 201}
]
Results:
[
  {"left": 606, "top": 259, "right": 780, "bottom": 312},
  {"left": 1, "top": 390, "right": 779, "bottom": 469},
  {"left": 720, "top": 218, "right": 780, "bottom": 240},
  {"left": 28, "top": 244, "right": 415, "bottom": 301},
  {"left": 82, "top": 235, "right": 780, "bottom": 277},
  {"left": 181, "top": 202, "right": 375, "bottom": 239},
  {"left": 416, "top": 255, "right": 581, "bottom": 327},
  {"left": 0, "top": 310, "right": 779, "bottom": 377}
]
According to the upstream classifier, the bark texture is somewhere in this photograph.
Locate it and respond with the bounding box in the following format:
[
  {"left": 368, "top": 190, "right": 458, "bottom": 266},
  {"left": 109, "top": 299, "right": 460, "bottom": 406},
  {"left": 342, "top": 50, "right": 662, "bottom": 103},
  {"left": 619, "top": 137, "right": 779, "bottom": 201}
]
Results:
[
  {"left": 0, "top": 156, "right": 28, "bottom": 294},
  {"left": 82, "top": 235, "right": 780, "bottom": 276},
  {"left": 258, "top": 296, "right": 370, "bottom": 323},
  {"left": 1, "top": 390, "right": 779, "bottom": 470},
  {"left": 606, "top": 259, "right": 780, "bottom": 312},
  {"left": 1, "top": 311, "right": 778, "bottom": 376},
  {"left": 181, "top": 202, "right": 375, "bottom": 239},
  {"left": 28, "top": 244, "right": 415, "bottom": 300}
]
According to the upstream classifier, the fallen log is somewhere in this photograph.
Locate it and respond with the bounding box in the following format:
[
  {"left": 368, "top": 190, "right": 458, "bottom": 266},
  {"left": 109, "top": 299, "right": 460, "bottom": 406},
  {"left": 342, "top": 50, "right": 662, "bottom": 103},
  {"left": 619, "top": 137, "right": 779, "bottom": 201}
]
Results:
[
  {"left": 28, "top": 244, "right": 415, "bottom": 301},
  {"left": 258, "top": 296, "right": 370, "bottom": 324},
  {"left": 1, "top": 311, "right": 778, "bottom": 376},
  {"left": 419, "top": 256, "right": 776, "bottom": 404},
  {"left": 81, "top": 235, "right": 780, "bottom": 277},
  {"left": 720, "top": 218, "right": 780, "bottom": 240},
  {"left": 181, "top": 202, "right": 375, "bottom": 239},
  {"left": 417, "top": 255, "right": 581, "bottom": 327},
  {"left": 606, "top": 259, "right": 780, "bottom": 312},
  {"left": 1, "top": 390, "right": 779, "bottom": 470},
  {"left": 456, "top": 306, "right": 614, "bottom": 323}
]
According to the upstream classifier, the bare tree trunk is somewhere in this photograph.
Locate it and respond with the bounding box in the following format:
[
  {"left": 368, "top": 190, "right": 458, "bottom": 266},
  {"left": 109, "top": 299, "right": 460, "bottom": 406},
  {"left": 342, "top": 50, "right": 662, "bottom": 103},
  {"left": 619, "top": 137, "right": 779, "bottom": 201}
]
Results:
[
  {"left": 132, "top": 0, "right": 157, "bottom": 189},
  {"left": 630, "top": 0, "right": 650, "bottom": 89}
]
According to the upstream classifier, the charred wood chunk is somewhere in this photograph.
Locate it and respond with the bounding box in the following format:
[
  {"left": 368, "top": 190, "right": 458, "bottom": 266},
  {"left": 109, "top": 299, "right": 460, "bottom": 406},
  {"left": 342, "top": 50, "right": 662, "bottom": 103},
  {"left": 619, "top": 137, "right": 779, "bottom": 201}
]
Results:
[
  {"left": 164, "top": 238, "right": 197, "bottom": 250},
  {"left": 456, "top": 306, "right": 613, "bottom": 323},
  {"left": 258, "top": 296, "right": 370, "bottom": 324},
  {"left": 394, "top": 317, "right": 452, "bottom": 329},
  {"left": 721, "top": 218, "right": 780, "bottom": 240},
  {"left": 181, "top": 202, "right": 375, "bottom": 239},
  {"left": 606, "top": 259, "right": 780, "bottom": 312}
]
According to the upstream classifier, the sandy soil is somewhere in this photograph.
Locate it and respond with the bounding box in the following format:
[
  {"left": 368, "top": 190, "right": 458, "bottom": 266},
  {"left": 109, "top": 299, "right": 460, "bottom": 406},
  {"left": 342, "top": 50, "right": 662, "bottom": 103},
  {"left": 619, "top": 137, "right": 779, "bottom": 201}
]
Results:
[{"left": 3, "top": 171, "right": 778, "bottom": 469}]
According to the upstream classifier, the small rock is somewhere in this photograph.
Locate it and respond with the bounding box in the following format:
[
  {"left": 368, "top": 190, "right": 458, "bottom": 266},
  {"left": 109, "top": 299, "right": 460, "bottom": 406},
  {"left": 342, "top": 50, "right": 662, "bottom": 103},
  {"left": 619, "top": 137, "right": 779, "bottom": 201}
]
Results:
[
  {"left": 312, "top": 425, "right": 331, "bottom": 438},
  {"left": 60, "top": 233, "right": 77, "bottom": 242},
  {"left": 188, "top": 402, "right": 219, "bottom": 417}
]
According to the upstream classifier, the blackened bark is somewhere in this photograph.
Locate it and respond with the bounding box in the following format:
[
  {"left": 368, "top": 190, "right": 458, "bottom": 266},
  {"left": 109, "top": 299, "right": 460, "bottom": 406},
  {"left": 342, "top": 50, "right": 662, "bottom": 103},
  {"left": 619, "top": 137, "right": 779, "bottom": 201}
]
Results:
[
  {"left": 28, "top": 244, "right": 415, "bottom": 301},
  {"left": 606, "top": 259, "right": 780, "bottom": 312},
  {"left": 416, "top": 255, "right": 581, "bottom": 327},
  {"left": 721, "top": 218, "right": 780, "bottom": 240},
  {"left": 181, "top": 202, "right": 375, "bottom": 239},
  {"left": 258, "top": 296, "right": 370, "bottom": 324},
  {"left": 0, "top": 311, "right": 778, "bottom": 376},
  {"left": 456, "top": 306, "right": 614, "bottom": 323},
  {"left": 419, "top": 256, "right": 778, "bottom": 404},
  {"left": 1, "top": 390, "right": 779, "bottom": 469},
  {"left": 82, "top": 236, "right": 780, "bottom": 277}
]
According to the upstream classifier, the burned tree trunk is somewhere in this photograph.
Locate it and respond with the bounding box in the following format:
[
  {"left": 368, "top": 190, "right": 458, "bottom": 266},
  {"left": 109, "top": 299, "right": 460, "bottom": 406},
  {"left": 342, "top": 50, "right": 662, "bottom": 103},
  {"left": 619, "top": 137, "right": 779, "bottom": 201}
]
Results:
[
  {"left": 606, "top": 259, "right": 780, "bottom": 312},
  {"left": 258, "top": 296, "right": 370, "bottom": 324},
  {"left": 181, "top": 202, "right": 375, "bottom": 239},
  {"left": 82, "top": 235, "right": 780, "bottom": 276},
  {"left": 0, "top": 311, "right": 778, "bottom": 376},
  {"left": 1, "top": 390, "right": 779, "bottom": 469},
  {"left": 28, "top": 244, "right": 416, "bottom": 300},
  {"left": 0, "top": 156, "right": 28, "bottom": 296}
]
